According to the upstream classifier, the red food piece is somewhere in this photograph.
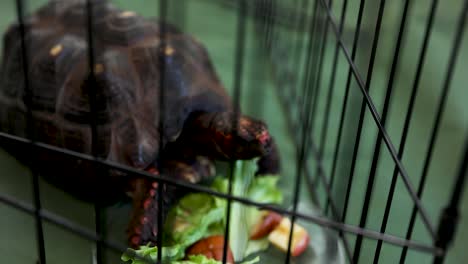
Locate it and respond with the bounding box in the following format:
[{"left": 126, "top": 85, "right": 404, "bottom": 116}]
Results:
[
  {"left": 186, "top": 235, "right": 235, "bottom": 263},
  {"left": 250, "top": 210, "right": 283, "bottom": 240}
]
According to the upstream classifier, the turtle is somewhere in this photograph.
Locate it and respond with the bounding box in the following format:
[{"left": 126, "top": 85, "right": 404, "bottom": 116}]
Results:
[{"left": 0, "top": 0, "right": 280, "bottom": 248}]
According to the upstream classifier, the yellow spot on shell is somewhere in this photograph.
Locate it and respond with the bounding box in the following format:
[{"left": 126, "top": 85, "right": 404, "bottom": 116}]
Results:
[
  {"left": 119, "top": 11, "right": 136, "bottom": 18},
  {"left": 49, "top": 44, "right": 63, "bottom": 57},
  {"left": 94, "top": 63, "right": 104, "bottom": 74},
  {"left": 164, "top": 46, "right": 175, "bottom": 56}
]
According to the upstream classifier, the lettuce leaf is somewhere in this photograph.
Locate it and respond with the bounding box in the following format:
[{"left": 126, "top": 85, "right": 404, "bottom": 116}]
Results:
[
  {"left": 164, "top": 193, "right": 225, "bottom": 247},
  {"left": 121, "top": 244, "right": 185, "bottom": 263},
  {"left": 121, "top": 160, "right": 282, "bottom": 263},
  {"left": 173, "top": 255, "right": 221, "bottom": 264},
  {"left": 210, "top": 161, "right": 283, "bottom": 261},
  {"left": 122, "top": 250, "right": 259, "bottom": 264}
]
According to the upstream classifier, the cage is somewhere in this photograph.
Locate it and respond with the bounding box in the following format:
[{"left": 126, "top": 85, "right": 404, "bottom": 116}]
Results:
[{"left": 0, "top": 0, "right": 467, "bottom": 263}]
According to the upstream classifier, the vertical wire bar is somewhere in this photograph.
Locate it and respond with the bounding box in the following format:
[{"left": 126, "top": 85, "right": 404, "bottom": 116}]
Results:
[
  {"left": 261, "top": 0, "right": 274, "bottom": 62},
  {"left": 349, "top": 0, "right": 412, "bottom": 262},
  {"left": 328, "top": 0, "right": 366, "bottom": 224},
  {"left": 291, "top": 0, "right": 329, "bottom": 204},
  {"left": 309, "top": 3, "right": 355, "bottom": 228},
  {"left": 298, "top": 0, "right": 319, "bottom": 134},
  {"left": 400, "top": 0, "right": 468, "bottom": 261},
  {"left": 295, "top": 0, "right": 319, "bottom": 197},
  {"left": 84, "top": 1, "right": 105, "bottom": 263},
  {"left": 309, "top": 0, "right": 362, "bottom": 259},
  {"left": 158, "top": 0, "right": 168, "bottom": 262},
  {"left": 262, "top": 0, "right": 274, "bottom": 53},
  {"left": 291, "top": 0, "right": 308, "bottom": 109},
  {"left": 279, "top": 0, "right": 295, "bottom": 105},
  {"left": 433, "top": 134, "right": 468, "bottom": 264},
  {"left": 263, "top": 0, "right": 324, "bottom": 208},
  {"left": 341, "top": 0, "right": 386, "bottom": 230},
  {"left": 325, "top": 0, "right": 367, "bottom": 228},
  {"left": 309, "top": 0, "right": 331, "bottom": 166},
  {"left": 290, "top": 0, "right": 312, "bottom": 121},
  {"left": 283, "top": 0, "right": 318, "bottom": 161},
  {"left": 15, "top": 0, "right": 47, "bottom": 263},
  {"left": 375, "top": 0, "right": 439, "bottom": 261},
  {"left": 222, "top": 1, "right": 246, "bottom": 263},
  {"left": 321, "top": 0, "right": 349, "bottom": 217},
  {"left": 312, "top": 0, "right": 332, "bottom": 165},
  {"left": 312, "top": 0, "right": 333, "bottom": 153},
  {"left": 298, "top": 0, "right": 321, "bottom": 204},
  {"left": 303, "top": 0, "right": 330, "bottom": 209},
  {"left": 285, "top": 1, "right": 320, "bottom": 263},
  {"left": 342, "top": 1, "right": 388, "bottom": 262}
]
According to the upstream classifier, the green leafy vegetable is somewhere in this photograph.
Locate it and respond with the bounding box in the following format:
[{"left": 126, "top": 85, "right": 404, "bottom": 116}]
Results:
[
  {"left": 122, "top": 249, "right": 259, "bottom": 264},
  {"left": 210, "top": 161, "right": 283, "bottom": 260},
  {"left": 181, "top": 255, "right": 222, "bottom": 263},
  {"left": 164, "top": 193, "right": 225, "bottom": 247},
  {"left": 121, "top": 244, "right": 185, "bottom": 263},
  {"left": 121, "top": 160, "right": 282, "bottom": 264}
]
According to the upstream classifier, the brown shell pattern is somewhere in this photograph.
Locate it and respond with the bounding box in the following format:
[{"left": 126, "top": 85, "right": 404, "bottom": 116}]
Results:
[{"left": 0, "top": 0, "right": 231, "bottom": 170}]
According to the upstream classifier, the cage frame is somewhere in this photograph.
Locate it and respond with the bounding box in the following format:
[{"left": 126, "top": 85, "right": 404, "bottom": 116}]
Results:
[{"left": 0, "top": 0, "right": 466, "bottom": 263}]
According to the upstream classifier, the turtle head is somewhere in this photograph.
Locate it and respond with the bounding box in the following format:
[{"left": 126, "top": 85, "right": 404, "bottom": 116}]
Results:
[{"left": 209, "top": 113, "right": 273, "bottom": 160}]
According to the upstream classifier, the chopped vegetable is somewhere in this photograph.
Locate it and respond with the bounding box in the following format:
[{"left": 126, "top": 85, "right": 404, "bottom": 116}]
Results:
[
  {"left": 186, "top": 235, "right": 234, "bottom": 263},
  {"left": 210, "top": 162, "right": 283, "bottom": 261},
  {"left": 121, "top": 244, "right": 185, "bottom": 263},
  {"left": 268, "top": 218, "right": 310, "bottom": 257},
  {"left": 121, "top": 160, "right": 285, "bottom": 263},
  {"left": 250, "top": 211, "right": 282, "bottom": 240}
]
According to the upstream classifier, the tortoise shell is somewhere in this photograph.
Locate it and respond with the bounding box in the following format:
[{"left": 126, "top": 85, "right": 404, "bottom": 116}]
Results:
[
  {"left": 0, "top": 1, "right": 281, "bottom": 247},
  {"left": 0, "top": 0, "right": 231, "bottom": 170}
]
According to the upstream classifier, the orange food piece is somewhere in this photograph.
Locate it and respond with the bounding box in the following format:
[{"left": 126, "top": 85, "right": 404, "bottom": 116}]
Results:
[
  {"left": 186, "top": 235, "right": 235, "bottom": 263},
  {"left": 250, "top": 210, "right": 283, "bottom": 240}
]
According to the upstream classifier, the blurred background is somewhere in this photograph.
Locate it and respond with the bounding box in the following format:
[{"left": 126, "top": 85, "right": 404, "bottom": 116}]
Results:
[{"left": 0, "top": 0, "right": 467, "bottom": 263}]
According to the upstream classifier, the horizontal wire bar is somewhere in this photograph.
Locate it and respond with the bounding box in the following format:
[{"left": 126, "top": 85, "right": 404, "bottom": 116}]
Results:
[
  {"left": 0, "top": 192, "right": 156, "bottom": 264},
  {"left": 0, "top": 175, "right": 443, "bottom": 258},
  {"left": 0, "top": 131, "right": 442, "bottom": 254},
  {"left": 317, "top": 0, "right": 436, "bottom": 238}
]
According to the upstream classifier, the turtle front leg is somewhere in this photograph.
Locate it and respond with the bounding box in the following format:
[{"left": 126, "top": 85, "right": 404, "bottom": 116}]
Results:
[
  {"left": 126, "top": 157, "right": 216, "bottom": 248},
  {"left": 127, "top": 176, "right": 161, "bottom": 248}
]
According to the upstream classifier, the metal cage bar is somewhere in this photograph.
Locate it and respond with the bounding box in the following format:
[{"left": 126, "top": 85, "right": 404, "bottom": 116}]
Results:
[
  {"left": 373, "top": 0, "right": 440, "bottom": 261},
  {"left": 157, "top": 0, "right": 168, "bottom": 262},
  {"left": 0, "top": 130, "right": 444, "bottom": 255},
  {"left": 354, "top": 0, "right": 413, "bottom": 261},
  {"left": 1, "top": 0, "right": 467, "bottom": 263},
  {"left": 13, "top": 0, "right": 47, "bottom": 263},
  {"left": 317, "top": 0, "right": 437, "bottom": 237},
  {"left": 222, "top": 0, "right": 247, "bottom": 263},
  {"left": 84, "top": 1, "right": 106, "bottom": 263},
  {"left": 401, "top": 0, "right": 468, "bottom": 262},
  {"left": 322, "top": 0, "right": 349, "bottom": 217}
]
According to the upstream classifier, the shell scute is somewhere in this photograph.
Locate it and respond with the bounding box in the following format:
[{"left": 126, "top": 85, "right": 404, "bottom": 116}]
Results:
[{"left": 0, "top": 0, "right": 230, "bottom": 170}]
